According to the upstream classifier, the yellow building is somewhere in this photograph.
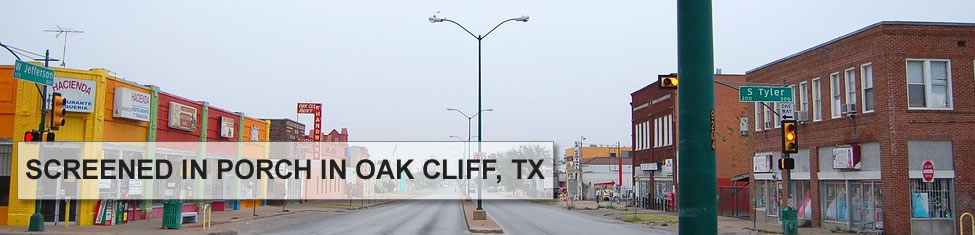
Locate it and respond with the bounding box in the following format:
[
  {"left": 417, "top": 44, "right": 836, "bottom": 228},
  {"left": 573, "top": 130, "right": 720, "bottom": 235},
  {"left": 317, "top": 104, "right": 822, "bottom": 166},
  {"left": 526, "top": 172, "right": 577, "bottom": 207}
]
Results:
[{"left": 564, "top": 146, "right": 631, "bottom": 160}]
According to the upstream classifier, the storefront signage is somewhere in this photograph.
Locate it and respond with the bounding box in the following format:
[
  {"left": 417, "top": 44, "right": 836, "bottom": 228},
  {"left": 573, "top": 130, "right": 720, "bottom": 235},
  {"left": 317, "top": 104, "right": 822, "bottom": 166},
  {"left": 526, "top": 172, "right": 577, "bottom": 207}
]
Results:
[
  {"left": 640, "top": 163, "right": 658, "bottom": 171},
  {"left": 113, "top": 87, "right": 151, "bottom": 121},
  {"left": 220, "top": 117, "right": 235, "bottom": 138},
  {"left": 663, "top": 159, "right": 674, "bottom": 176},
  {"left": 832, "top": 145, "right": 861, "bottom": 169},
  {"left": 46, "top": 77, "right": 96, "bottom": 113},
  {"left": 168, "top": 102, "right": 197, "bottom": 131},
  {"left": 753, "top": 155, "right": 772, "bottom": 173}
]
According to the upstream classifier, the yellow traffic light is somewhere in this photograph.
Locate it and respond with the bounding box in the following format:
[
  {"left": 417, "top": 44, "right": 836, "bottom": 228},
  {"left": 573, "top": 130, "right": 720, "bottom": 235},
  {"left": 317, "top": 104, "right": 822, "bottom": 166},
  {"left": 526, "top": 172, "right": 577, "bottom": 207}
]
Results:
[
  {"left": 659, "top": 74, "right": 678, "bottom": 89},
  {"left": 781, "top": 120, "right": 798, "bottom": 153},
  {"left": 51, "top": 92, "right": 67, "bottom": 129}
]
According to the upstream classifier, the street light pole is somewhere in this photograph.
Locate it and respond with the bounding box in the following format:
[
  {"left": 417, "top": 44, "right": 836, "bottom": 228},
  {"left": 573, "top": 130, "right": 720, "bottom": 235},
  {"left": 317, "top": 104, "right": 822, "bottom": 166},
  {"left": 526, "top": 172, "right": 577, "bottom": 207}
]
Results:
[
  {"left": 433, "top": 15, "right": 528, "bottom": 210},
  {"left": 677, "top": 0, "right": 717, "bottom": 234},
  {"left": 448, "top": 108, "right": 491, "bottom": 198}
]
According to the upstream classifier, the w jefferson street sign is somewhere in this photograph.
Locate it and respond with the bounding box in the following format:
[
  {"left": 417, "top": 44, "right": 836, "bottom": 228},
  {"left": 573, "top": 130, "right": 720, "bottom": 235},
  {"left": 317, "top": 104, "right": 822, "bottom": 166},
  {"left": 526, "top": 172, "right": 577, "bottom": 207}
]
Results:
[
  {"left": 739, "top": 86, "right": 792, "bottom": 102},
  {"left": 13, "top": 60, "right": 54, "bottom": 86}
]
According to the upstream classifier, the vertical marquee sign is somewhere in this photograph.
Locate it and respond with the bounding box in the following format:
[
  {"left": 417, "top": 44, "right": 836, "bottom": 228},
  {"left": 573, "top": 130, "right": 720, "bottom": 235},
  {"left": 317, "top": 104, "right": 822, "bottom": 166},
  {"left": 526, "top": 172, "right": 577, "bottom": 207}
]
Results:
[{"left": 297, "top": 103, "right": 323, "bottom": 154}]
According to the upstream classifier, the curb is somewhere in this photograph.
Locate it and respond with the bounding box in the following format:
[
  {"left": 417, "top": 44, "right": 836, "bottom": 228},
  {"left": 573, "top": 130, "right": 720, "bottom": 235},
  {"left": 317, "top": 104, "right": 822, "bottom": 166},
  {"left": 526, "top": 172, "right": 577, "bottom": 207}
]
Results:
[{"left": 459, "top": 200, "right": 503, "bottom": 234}]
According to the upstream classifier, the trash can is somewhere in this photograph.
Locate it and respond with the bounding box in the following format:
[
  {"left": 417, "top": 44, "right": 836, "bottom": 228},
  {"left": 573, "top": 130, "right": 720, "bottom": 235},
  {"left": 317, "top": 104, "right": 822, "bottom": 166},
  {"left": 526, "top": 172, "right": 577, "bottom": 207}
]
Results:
[
  {"left": 780, "top": 207, "right": 798, "bottom": 235},
  {"left": 162, "top": 200, "right": 183, "bottom": 229}
]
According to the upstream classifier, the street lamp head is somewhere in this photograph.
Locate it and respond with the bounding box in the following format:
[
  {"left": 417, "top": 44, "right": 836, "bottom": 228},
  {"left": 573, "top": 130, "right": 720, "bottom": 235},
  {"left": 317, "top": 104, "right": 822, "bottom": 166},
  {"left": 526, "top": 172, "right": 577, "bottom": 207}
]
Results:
[
  {"left": 429, "top": 16, "right": 446, "bottom": 23},
  {"left": 482, "top": 108, "right": 494, "bottom": 112},
  {"left": 513, "top": 16, "right": 530, "bottom": 22},
  {"left": 447, "top": 108, "right": 457, "bottom": 111}
]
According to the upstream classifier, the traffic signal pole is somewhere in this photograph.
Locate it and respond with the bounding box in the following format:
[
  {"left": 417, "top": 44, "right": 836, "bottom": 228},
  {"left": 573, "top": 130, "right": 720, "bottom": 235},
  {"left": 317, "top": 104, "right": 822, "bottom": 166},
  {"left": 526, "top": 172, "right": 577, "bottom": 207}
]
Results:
[
  {"left": 28, "top": 50, "right": 52, "bottom": 232},
  {"left": 676, "top": 0, "right": 717, "bottom": 234}
]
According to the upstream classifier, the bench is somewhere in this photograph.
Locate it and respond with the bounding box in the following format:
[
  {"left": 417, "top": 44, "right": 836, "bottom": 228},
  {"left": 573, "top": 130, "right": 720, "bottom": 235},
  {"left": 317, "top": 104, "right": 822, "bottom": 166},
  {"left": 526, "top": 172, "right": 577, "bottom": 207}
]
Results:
[{"left": 181, "top": 212, "right": 198, "bottom": 224}]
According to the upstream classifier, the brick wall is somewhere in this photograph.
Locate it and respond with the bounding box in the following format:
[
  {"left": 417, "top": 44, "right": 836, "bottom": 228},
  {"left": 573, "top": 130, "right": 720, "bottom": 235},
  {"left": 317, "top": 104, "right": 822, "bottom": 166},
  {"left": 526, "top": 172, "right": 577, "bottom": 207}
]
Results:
[{"left": 746, "top": 22, "right": 975, "bottom": 234}]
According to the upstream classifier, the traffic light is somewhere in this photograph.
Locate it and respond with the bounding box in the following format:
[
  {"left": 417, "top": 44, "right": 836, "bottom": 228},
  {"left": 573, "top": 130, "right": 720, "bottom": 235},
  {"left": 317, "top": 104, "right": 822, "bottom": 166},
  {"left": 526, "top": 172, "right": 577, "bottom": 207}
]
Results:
[
  {"left": 51, "top": 92, "right": 67, "bottom": 129},
  {"left": 781, "top": 120, "right": 798, "bottom": 153},
  {"left": 24, "top": 131, "right": 41, "bottom": 142},
  {"left": 44, "top": 132, "right": 55, "bottom": 141},
  {"left": 659, "top": 74, "right": 678, "bottom": 89},
  {"left": 778, "top": 157, "right": 795, "bottom": 170}
]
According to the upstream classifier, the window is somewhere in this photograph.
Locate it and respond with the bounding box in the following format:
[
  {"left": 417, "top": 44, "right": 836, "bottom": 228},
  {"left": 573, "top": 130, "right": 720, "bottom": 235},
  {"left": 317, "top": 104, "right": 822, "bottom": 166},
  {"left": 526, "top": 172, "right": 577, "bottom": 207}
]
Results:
[
  {"left": 861, "top": 64, "right": 874, "bottom": 113},
  {"left": 821, "top": 180, "right": 847, "bottom": 221},
  {"left": 666, "top": 115, "right": 673, "bottom": 146},
  {"left": 907, "top": 59, "right": 952, "bottom": 109},
  {"left": 634, "top": 123, "right": 641, "bottom": 150},
  {"left": 911, "top": 179, "right": 953, "bottom": 219},
  {"left": 799, "top": 82, "right": 808, "bottom": 113},
  {"left": 812, "top": 78, "right": 822, "bottom": 121},
  {"left": 821, "top": 180, "right": 883, "bottom": 224},
  {"left": 845, "top": 68, "right": 857, "bottom": 107},
  {"left": 644, "top": 121, "right": 649, "bottom": 149},
  {"left": 830, "top": 73, "right": 842, "bottom": 118},
  {"left": 754, "top": 102, "right": 762, "bottom": 131},
  {"left": 850, "top": 181, "right": 883, "bottom": 224},
  {"left": 654, "top": 118, "right": 660, "bottom": 148},
  {"left": 763, "top": 102, "right": 772, "bottom": 129}
]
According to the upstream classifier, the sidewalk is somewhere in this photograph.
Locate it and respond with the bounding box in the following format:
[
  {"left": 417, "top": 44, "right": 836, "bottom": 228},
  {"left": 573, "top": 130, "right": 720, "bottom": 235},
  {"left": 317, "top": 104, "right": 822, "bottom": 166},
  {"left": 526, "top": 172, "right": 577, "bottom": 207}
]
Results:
[
  {"left": 552, "top": 200, "right": 845, "bottom": 235},
  {"left": 0, "top": 200, "right": 391, "bottom": 235}
]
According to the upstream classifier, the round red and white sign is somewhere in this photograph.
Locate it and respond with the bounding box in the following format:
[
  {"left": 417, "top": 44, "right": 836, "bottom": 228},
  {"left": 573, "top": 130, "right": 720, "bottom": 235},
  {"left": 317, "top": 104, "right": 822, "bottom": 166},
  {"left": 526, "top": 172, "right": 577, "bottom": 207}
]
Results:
[
  {"left": 921, "top": 160, "right": 935, "bottom": 183},
  {"left": 473, "top": 152, "right": 486, "bottom": 160}
]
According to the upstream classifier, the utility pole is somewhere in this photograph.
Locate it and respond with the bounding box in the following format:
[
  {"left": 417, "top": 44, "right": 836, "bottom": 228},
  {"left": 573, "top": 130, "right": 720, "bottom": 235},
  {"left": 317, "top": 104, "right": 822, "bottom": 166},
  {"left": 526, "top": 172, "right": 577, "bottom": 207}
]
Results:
[{"left": 676, "top": 0, "right": 717, "bottom": 234}]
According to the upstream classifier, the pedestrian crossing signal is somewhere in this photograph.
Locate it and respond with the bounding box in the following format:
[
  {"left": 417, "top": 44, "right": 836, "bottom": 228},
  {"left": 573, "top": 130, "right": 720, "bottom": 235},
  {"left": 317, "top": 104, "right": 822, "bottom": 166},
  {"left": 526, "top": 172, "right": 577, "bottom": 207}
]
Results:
[
  {"left": 781, "top": 120, "right": 798, "bottom": 153},
  {"left": 24, "top": 131, "right": 41, "bottom": 142},
  {"left": 659, "top": 74, "right": 678, "bottom": 89},
  {"left": 778, "top": 158, "right": 795, "bottom": 170}
]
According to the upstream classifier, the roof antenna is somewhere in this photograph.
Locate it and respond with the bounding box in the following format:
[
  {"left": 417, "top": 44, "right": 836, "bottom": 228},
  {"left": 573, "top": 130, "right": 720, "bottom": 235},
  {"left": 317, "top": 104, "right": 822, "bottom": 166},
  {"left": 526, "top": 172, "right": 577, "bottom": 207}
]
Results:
[{"left": 43, "top": 25, "right": 84, "bottom": 67}]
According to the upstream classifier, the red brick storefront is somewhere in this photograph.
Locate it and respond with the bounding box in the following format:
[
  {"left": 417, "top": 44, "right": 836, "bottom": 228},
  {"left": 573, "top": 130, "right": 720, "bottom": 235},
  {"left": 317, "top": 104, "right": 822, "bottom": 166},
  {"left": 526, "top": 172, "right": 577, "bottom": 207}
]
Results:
[{"left": 746, "top": 21, "right": 975, "bottom": 234}]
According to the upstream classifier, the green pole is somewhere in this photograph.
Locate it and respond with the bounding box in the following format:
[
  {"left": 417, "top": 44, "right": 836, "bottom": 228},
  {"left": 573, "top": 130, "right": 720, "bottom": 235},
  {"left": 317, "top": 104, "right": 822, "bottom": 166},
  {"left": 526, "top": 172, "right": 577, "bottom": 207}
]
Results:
[
  {"left": 677, "top": 0, "right": 717, "bottom": 234},
  {"left": 476, "top": 37, "right": 483, "bottom": 210}
]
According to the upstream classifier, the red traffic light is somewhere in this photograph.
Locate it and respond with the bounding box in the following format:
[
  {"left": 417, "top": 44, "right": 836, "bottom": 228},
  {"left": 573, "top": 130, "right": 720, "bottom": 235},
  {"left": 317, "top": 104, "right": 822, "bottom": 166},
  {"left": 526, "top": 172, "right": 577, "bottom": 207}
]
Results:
[{"left": 24, "top": 131, "right": 41, "bottom": 142}]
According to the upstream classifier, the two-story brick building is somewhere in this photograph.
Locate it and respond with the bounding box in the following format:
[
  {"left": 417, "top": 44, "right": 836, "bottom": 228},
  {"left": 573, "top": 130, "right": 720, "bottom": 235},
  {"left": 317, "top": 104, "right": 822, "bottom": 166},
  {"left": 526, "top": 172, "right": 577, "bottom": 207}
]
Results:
[
  {"left": 631, "top": 73, "right": 752, "bottom": 213},
  {"left": 746, "top": 21, "right": 975, "bottom": 234}
]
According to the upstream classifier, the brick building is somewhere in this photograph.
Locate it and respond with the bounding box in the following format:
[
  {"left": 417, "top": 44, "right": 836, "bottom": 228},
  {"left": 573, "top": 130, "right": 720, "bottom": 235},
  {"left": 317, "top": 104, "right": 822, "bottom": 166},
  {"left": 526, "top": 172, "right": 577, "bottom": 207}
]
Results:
[
  {"left": 264, "top": 118, "right": 305, "bottom": 141},
  {"left": 746, "top": 21, "right": 975, "bottom": 234},
  {"left": 630, "top": 74, "right": 751, "bottom": 212}
]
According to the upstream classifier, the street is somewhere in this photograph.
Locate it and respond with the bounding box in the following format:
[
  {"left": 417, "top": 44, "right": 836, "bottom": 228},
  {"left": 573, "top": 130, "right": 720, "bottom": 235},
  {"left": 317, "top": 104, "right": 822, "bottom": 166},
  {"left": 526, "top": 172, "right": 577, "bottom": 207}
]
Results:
[
  {"left": 223, "top": 200, "right": 666, "bottom": 235},
  {"left": 228, "top": 200, "right": 470, "bottom": 235}
]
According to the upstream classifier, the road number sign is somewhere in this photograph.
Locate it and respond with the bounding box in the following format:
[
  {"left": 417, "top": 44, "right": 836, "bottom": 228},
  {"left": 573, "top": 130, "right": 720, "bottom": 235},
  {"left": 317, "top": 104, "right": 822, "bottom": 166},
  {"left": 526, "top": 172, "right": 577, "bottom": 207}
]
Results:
[
  {"left": 739, "top": 86, "right": 793, "bottom": 102},
  {"left": 921, "top": 160, "right": 935, "bottom": 183}
]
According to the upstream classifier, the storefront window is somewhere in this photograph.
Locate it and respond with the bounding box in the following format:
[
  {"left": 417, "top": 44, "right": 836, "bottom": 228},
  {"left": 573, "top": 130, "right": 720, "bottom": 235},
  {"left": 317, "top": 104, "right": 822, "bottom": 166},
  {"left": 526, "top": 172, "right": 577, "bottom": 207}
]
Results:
[
  {"left": 850, "top": 181, "right": 882, "bottom": 224},
  {"left": 821, "top": 181, "right": 847, "bottom": 221},
  {"left": 766, "top": 181, "right": 779, "bottom": 216},
  {"left": 754, "top": 181, "right": 766, "bottom": 209},
  {"left": 654, "top": 180, "right": 673, "bottom": 201},
  {"left": 911, "top": 179, "right": 952, "bottom": 219}
]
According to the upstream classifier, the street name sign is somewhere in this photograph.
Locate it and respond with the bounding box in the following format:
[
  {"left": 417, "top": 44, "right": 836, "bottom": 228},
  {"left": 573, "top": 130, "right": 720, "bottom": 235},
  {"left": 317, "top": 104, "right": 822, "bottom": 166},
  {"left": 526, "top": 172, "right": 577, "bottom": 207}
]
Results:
[
  {"left": 13, "top": 60, "right": 54, "bottom": 86},
  {"left": 739, "top": 86, "right": 792, "bottom": 102}
]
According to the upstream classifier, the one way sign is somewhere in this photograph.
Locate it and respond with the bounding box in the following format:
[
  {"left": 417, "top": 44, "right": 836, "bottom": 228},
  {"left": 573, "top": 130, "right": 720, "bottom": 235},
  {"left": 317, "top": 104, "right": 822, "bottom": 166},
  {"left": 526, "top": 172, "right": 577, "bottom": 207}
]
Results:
[{"left": 779, "top": 102, "right": 795, "bottom": 120}]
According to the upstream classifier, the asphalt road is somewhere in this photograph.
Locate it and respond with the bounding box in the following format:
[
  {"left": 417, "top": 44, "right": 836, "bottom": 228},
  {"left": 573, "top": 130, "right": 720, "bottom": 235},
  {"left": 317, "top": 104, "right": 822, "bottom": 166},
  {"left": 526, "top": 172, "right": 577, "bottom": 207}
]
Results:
[
  {"left": 484, "top": 200, "right": 674, "bottom": 235},
  {"left": 229, "top": 200, "right": 470, "bottom": 235}
]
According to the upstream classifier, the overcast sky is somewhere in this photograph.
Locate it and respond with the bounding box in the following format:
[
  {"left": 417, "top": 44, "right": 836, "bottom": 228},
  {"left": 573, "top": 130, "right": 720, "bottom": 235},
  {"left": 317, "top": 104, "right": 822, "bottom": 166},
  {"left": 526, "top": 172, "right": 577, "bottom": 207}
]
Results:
[{"left": 3, "top": 1, "right": 973, "bottom": 155}]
